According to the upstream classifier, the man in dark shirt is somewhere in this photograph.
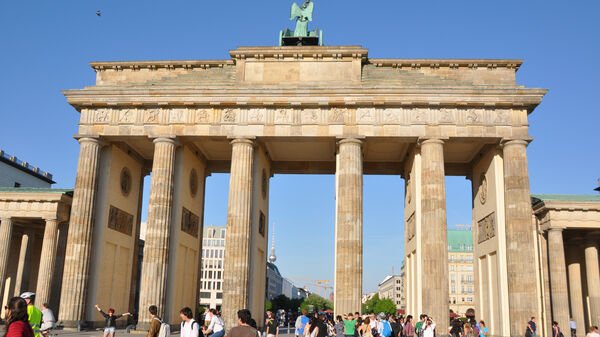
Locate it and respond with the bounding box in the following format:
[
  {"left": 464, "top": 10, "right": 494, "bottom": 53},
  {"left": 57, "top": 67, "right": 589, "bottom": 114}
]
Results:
[
  {"left": 266, "top": 310, "right": 279, "bottom": 337},
  {"left": 316, "top": 314, "right": 328, "bottom": 337},
  {"left": 389, "top": 316, "right": 401, "bottom": 337},
  {"left": 528, "top": 317, "right": 537, "bottom": 337},
  {"left": 229, "top": 309, "right": 258, "bottom": 337}
]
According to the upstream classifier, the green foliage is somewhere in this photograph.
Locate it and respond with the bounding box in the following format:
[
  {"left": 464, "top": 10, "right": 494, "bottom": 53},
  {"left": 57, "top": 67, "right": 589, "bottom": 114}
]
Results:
[
  {"left": 300, "top": 294, "right": 333, "bottom": 312},
  {"left": 266, "top": 300, "right": 273, "bottom": 311},
  {"left": 362, "top": 293, "right": 380, "bottom": 314},
  {"left": 270, "top": 294, "right": 304, "bottom": 312},
  {"left": 374, "top": 298, "right": 396, "bottom": 315}
]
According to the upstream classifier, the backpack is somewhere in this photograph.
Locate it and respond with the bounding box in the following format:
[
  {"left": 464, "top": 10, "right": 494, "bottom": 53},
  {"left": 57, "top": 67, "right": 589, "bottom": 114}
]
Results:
[
  {"left": 382, "top": 322, "right": 392, "bottom": 337},
  {"left": 154, "top": 318, "right": 171, "bottom": 337}
]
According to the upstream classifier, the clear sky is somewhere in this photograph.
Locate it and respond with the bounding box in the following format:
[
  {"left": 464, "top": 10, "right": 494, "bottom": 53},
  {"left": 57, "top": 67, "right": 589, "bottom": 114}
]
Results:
[{"left": 1, "top": 1, "right": 599, "bottom": 294}]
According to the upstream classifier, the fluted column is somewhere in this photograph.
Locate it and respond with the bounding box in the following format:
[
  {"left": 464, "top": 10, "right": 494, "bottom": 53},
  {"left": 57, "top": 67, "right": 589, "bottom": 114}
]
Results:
[
  {"left": 566, "top": 242, "right": 585, "bottom": 336},
  {"left": 419, "top": 138, "right": 449, "bottom": 324},
  {"left": 584, "top": 240, "right": 600, "bottom": 325},
  {"left": 502, "top": 139, "right": 538, "bottom": 335},
  {"left": 138, "top": 137, "right": 177, "bottom": 328},
  {"left": 334, "top": 138, "right": 363, "bottom": 315},
  {"left": 222, "top": 138, "right": 254, "bottom": 330},
  {"left": 36, "top": 218, "right": 60, "bottom": 306},
  {"left": 59, "top": 136, "right": 102, "bottom": 327},
  {"left": 0, "top": 217, "right": 14, "bottom": 299},
  {"left": 14, "top": 231, "right": 33, "bottom": 296},
  {"left": 547, "top": 228, "right": 569, "bottom": 330}
]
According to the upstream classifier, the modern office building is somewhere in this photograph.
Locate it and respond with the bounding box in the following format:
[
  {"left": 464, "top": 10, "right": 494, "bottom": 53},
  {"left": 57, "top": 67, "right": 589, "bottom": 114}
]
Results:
[{"left": 199, "top": 225, "right": 226, "bottom": 310}]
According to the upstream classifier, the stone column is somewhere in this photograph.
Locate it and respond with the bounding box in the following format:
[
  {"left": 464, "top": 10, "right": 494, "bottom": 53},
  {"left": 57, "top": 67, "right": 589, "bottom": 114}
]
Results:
[
  {"left": 35, "top": 218, "right": 60, "bottom": 306},
  {"left": 334, "top": 138, "right": 363, "bottom": 315},
  {"left": 547, "top": 228, "right": 570, "bottom": 330},
  {"left": 14, "top": 231, "right": 33, "bottom": 296},
  {"left": 566, "top": 242, "right": 585, "bottom": 336},
  {"left": 222, "top": 138, "right": 254, "bottom": 330},
  {"left": 59, "top": 137, "right": 103, "bottom": 328},
  {"left": 502, "top": 139, "right": 538, "bottom": 335},
  {"left": 419, "top": 138, "right": 449, "bottom": 324},
  {"left": 0, "top": 217, "right": 14, "bottom": 299},
  {"left": 138, "top": 137, "right": 177, "bottom": 328},
  {"left": 584, "top": 240, "right": 600, "bottom": 326}
]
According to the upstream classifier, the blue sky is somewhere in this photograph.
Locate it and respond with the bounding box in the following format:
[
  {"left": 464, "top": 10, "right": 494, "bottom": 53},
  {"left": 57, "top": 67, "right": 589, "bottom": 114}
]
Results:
[{"left": 1, "top": 1, "right": 599, "bottom": 293}]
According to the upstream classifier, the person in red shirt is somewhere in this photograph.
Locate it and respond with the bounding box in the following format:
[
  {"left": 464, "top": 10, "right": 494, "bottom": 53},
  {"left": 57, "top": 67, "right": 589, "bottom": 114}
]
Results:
[{"left": 4, "top": 296, "right": 34, "bottom": 337}]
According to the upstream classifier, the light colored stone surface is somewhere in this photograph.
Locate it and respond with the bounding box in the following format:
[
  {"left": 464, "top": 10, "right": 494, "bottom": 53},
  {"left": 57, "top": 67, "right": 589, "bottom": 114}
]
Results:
[
  {"left": 13, "top": 231, "right": 32, "bottom": 296},
  {"left": 547, "top": 228, "right": 569, "bottom": 331},
  {"left": 584, "top": 241, "right": 600, "bottom": 326},
  {"left": 36, "top": 218, "right": 60, "bottom": 306},
  {"left": 59, "top": 137, "right": 103, "bottom": 327},
  {"left": 222, "top": 138, "right": 254, "bottom": 330},
  {"left": 566, "top": 244, "right": 586, "bottom": 336},
  {"left": 0, "top": 218, "right": 13, "bottom": 300},
  {"left": 419, "top": 138, "right": 449, "bottom": 325},
  {"left": 502, "top": 139, "right": 538, "bottom": 336},
  {"left": 138, "top": 137, "right": 177, "bottom": 328},
  {"left": 334, "top": 138, "right": 363, "bottom": 315}
]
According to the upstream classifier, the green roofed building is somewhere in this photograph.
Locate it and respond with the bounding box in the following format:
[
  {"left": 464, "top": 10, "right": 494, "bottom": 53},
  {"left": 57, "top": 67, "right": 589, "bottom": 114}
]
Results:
[{"left": 447, "top": 229, "right": 475, "bottom": 316}]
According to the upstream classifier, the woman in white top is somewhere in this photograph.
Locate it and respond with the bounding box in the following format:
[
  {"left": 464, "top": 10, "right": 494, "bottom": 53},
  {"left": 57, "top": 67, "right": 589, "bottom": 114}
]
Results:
[
  {"left": 204, "top": 309, "right": 225, "bottom": 337},
  {"left": 422, "top": 318, "right": 436, "bottom": 337},
  {"left": 305, "top": 316, "right": 320, "bottom": 337},
  {"left": 586, "top": 326, "right": 599, "bottom": 337}
]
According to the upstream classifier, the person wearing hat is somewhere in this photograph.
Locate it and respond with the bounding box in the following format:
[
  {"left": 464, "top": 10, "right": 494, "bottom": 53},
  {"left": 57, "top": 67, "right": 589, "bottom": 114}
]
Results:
[{"left": 20, "top": 292, "right": 42, "bottom": 337}]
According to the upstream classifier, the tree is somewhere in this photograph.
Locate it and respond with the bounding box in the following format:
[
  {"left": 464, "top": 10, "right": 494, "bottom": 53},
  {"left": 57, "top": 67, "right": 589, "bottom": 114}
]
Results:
[
  {"left": 266, "top": 300, "right": 273, "bottom": 311},
  {"left": 300, "top": 294, "right": 333, "bottom": 312},
  {"left": 362, "top": 293, "right": 380, "bottom": 314},
  {"left": 374, "top": 298, "right": 396, "bottom": 315}
]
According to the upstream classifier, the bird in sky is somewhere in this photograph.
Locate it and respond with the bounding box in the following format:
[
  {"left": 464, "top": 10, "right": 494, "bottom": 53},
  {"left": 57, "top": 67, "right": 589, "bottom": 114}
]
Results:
[{"left": 96, "top": 10, "right": 101, "bottom": 16}]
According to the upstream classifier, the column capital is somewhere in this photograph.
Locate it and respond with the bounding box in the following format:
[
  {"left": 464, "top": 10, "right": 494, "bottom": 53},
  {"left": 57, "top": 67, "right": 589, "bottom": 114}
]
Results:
[
  {"left": 417, "top": 137, "right": 447, "bottom": 146},
  {"left": 75, "top": 135, "right": 105, "bottom": 146},
  {"left": 549, "top": 227, "right": 565, "bottom": 233},
  {"left": 337, "top": 138, "right": 363, "bottom": 146},
  {"left": 44, "top": 217, "right": 59, "bottom": 223},
  {"left": 152, "top": 136, "right": 179, "bottom": 146},
  {"left": 229, "top": 137, "right": 255, "bottom": 146},
  {"left": 500, "top": 138, "right": 532, "bottom": 148},
  {"left": 0, "top": 217, "right": 12, "bottom": 223}
]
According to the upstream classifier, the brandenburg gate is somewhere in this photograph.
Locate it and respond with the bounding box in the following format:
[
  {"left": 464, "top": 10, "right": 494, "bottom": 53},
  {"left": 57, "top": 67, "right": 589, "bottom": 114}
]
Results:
[{"left": 57, "top": 45, "right": 546, "bottom": 335}]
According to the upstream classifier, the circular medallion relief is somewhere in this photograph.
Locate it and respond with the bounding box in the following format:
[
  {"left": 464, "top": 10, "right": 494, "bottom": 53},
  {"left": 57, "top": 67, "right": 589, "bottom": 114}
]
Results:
[
  {"left": 120, "top": 167, "right": 132, "bottom": 197},
  {"left": 261, "top": 169, "right": 267, "bottom": 200},
  {"left": 190, "top": 168, "right": 198, "bottom": 198},
  {"left": 479, "top": 173, "right": 488, "bottom": 205}
]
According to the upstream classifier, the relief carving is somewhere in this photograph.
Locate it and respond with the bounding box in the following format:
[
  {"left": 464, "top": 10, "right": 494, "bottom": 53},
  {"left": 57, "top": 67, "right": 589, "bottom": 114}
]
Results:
[
  {"left": 274, "top": 109, "right": 293, "bottom": 124},
  {"left": 120, "top": 167, "right": 132, "bottom": 197},
  {"left": 195, "top": 109, "right": 212, "bottom": 123},
  {"left": 477, "top": 212, "right": 496, "bottom": 243},
  {"left": 118, "top": 108, "right": 136, "bottom": 123},
  {"left": 479, "top": 173, "right": 488, "bottom": 205},
  {"left": 406, "top": 213, "right": 416, "bottom": 241},
  {"left": 259, "top": 211, "right": 266, "bottom": 237},
  {"left": 248, "top": 108, "right": 266, "bottom": 123},
  {"left": 329, "top": 108, "right": 346, "bottom": 123},
  {"left": 95, "top": 109, "right": 110, "bottom": 123},
  {"left": 222, "top": 108, "right": 236, "bottom": 123},
  {"left": 169, "top": 108, "right": 186, "bottom": 123},
  {"left": 301, "top": 109, "right": 320, "bottom": 124},
  {"left": 439, "top": 108, "right": 455, "bottom": 123},
  {"left": 466, "top": 109, "right": 483, "bottom": 124},
  {"left": 108, "top": 205, "right": 133, "bottom": 236},
  {"left": 412, "top": 108, "right": 428, "bottom": 124},
  {"left": 494, "top": 109, "right": 510, "bottom": 124},
  {"left": 181, "top": 207, "right": 199, "bottom": 238},
  {"left": 144, "top": 109, "right": 160, "bottom": 123},
  {"left": 383, "top": 109, "right": 400, "bottom": 123},
  {"left": 357, "top": 108, "right": 377, "bottom": 124},
  {"left": 190, "top": 168, "right": 198, "bottom": 198}
]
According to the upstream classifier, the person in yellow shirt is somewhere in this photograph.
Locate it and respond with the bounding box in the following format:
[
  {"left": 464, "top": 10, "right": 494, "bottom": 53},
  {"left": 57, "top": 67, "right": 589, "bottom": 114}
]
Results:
[{"left": 21, "top": 292, "right": 42, "bottom": 337}]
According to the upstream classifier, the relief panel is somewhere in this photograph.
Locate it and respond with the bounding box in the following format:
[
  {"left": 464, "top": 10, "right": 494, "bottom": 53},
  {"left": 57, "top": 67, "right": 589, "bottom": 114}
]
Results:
[
  {"left": 477, "top": 212, "right": 496, "bottom": 243},
  {"left": 108, "top": 205, "right": 134, "bottom": 236},
  {"left": 181, "top": 207, "right": 199, "bottom": 238}
]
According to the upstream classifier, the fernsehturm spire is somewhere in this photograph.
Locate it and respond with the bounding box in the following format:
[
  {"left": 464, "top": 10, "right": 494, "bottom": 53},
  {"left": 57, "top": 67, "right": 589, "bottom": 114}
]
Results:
[{"left": 268, "top": 222, "right": 277, "bottom": 263}]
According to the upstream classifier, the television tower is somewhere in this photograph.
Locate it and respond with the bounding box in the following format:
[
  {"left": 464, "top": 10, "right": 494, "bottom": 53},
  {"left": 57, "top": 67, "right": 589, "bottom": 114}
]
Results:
[{"left": 268, "top": 222, "right": 277, "bottom": 263}]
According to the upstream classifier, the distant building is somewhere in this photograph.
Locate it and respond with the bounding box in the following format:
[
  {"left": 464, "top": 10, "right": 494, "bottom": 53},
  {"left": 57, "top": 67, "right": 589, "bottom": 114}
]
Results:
[
  {"left": 378, "top": 274, "right": 404, "bottom": 310},
  {"left": 266, "top": 262, "right": 283, "bottom": 300},
  {"left": 448, "top": 228, "right": 475, "bottom": 316},
  {"left": 362, "top": 292, "right": 376, "bottom": 304},
  {"left": 0, "top": 150, "right": 55, "bottom": 187},
  {"left": 199, "top": 225, "right": 226, "bottom": 310}
]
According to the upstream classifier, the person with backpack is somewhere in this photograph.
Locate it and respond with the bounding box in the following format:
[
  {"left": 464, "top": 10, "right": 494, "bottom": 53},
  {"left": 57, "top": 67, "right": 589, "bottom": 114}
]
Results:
[
  {"left": 204, "top": 309, "right": 225, "bottom": 337},
  {"left": 297, "top": 310, "right": 310, "bottom": 337},
  {"left": 147, "top": 305, "right": 162, "bottom": 337},
  {"left": 403, "top": 316, "right": 415, "bottom": 337},
  {"left": 415, "top": 316, "right": 427, "bottom": 337},
  {"left": 180, "top": 307, "right": 200, "bottom": 337},
  {"left": 379, "top": 315, "right": 392, "bottom": 337}
]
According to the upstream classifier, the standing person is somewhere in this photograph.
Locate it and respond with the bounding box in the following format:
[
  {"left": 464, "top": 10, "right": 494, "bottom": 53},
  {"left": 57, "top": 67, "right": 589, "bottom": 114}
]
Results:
[
  {"left": 297, "top": 310, "right": 310, "bottom": 337},
  {"left": 450, "top": 319, "right": 462, "bottom": 337},
  {"left": 478, "top": 321, "right": 487, "bottom": 337},
  {"left": 3, "top": 297, "right": 34, "bottom": 337},
  {"left": 358, "top": 318, "right": 373, "bottom": 337},
  {"left": 204, "top": 309, "right": 225, "bottom": 337},
  {"left": 389, "top": 316, "right": 401, "bottom": 337},
  {"left": 570, "top": 318, "right": 577, "bottom": 337},
  {"left": 335, "top": 316, "right": 346, "bottom": 337},
  {"left": 20, "top": 293, "right": 41, "bottom": 337},
  {"left": 415, "top": 316, "right": 426, "bottom": 337},
  {"left": 378, "top": 314, "right": 391, "bottom": 337},
  {"left": 463, "top": 323, "right": 474, "bottom": 337},
  {"left": 204, "top": 309, "right": 211, "bottom": 329},
  {"left": 305, "top": 317, "right": 320, "bottom": 337},
  {"left": 94, "top": 304, "right": 131, "bottom": 337},
  {"left": 586, "top": 326, "right": 599, "bottom": 337},
  {"left": 528, "top": 317, "right": 537, "bottom": 337},
  {"left": 228, "top": 309, "right": 258, "bottom": 337},
  {"left": 316, "top": 314, "right": 328, "bottom": 337},
  {"left": 355, "top": 313, "right": 363, "bottom": 337},
  {"left": 266, "top": 310, "right": 279, "bottom": 337},
  {"left": 403, "top": 316, "right": 415, "bottom": 337},
  {"left": 147, "top": 305, "right": 162, "bottom": 337},
  {"left": 180, "top": 307, "right": 200, "bottom": 337},
  {"left": 553, "top": 321, "right": 563, "bottom": 337},
  {"left": 39, "top": 303, "right": 55, "bottom": 332},
  {"left": 422, "top": 318, "right": 435, "bottom": 337},
  {"left": 343, "top": 313, "right": 358, "bottom": 337}
]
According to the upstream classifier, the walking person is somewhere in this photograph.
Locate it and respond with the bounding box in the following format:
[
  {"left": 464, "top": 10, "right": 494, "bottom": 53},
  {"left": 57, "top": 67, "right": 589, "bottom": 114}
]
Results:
[
  {"left": 95, "top": 304, "right": 131, "bottom": 337},
  {"left": 586, "top": 326, "right": 599, "bottom": 337},
  {"left": 570, "top": 318, "right": 577, "bottom": 337},
  {"left": 265, "top": 310, "right": 279, "bottom": 337},
  {"left": 553, "top": 321, "right": 563, "bottom": 337},
  {"left": 528, "top": 317, "right": 537, "bottom": 337},
  {"left": 296, "top": 310, "right": 310, "bottom": 337},
  {"left": 180, "top": 307, "right": 200, "bottom": 337},
  {"left": 39, "top": 303, "right": 55, "bottom": 333},
  {"left": 147, "top": 305, "right": 162, "bottom": 337},
  {"left": 204, "top": 309, "right": 225, "bottom": 337},
  {"left": 228, "top": 309, "right": 258, "bottom": 337},
  {"left": 3, "top": 297, "right": 34, "bottom": 337},
  {"left": 403, "top": 316, "right": 415, "bottom": 337}
]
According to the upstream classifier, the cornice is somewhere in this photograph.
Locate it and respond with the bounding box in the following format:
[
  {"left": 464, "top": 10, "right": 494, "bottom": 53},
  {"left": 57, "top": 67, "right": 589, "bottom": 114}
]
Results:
[
  {"left": 90, "top": 60, "right": 234, "bottom": 71},
  {"left": 533, "top": 200, "right": 600, "bottom": 213},
  {"left": 230, "top": 45, "right": 368, "bottom": 61},
  {"left": 368, "top": 59, "right": 522, "bottom": 71}
]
